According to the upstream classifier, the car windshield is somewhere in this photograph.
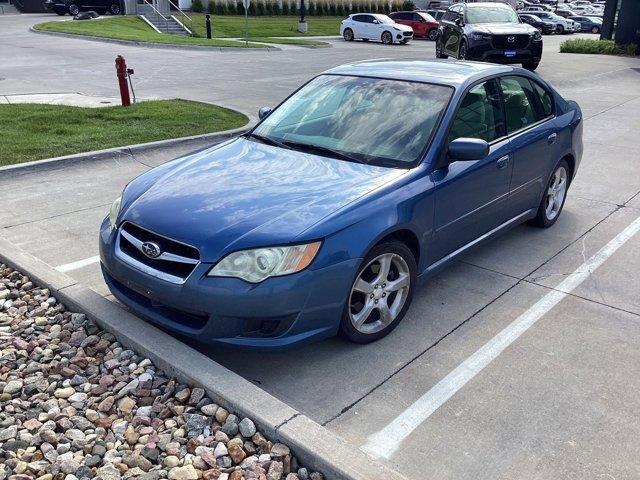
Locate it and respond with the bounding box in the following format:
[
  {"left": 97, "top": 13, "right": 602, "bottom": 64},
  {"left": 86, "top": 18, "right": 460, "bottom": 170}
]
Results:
[
  {"left": 375, "top": 14, "right": 395, "bottom": 23},
  {"left": 251, "top": 75, "right": 452, "bottom": 168},
  {"left": 466, "top": 5, "right": 520, "bottom": 23},
  {"left": 419, "top": 12, "right": 437, "bottom": 21}
]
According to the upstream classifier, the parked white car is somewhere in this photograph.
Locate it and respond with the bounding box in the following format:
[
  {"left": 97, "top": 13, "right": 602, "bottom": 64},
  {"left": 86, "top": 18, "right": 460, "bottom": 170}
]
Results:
[
  {"left": 519, "top": 10, "right": 580, "bottom": 33},
  {"left": 340, "top": 13, "right": 414, "bottom": 44}
]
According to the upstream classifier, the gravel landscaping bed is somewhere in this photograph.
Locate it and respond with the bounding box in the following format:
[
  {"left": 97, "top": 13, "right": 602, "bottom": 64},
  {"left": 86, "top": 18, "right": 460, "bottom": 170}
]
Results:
[{"left": 0, "top": 264, "right": 323, "bottom": 480}]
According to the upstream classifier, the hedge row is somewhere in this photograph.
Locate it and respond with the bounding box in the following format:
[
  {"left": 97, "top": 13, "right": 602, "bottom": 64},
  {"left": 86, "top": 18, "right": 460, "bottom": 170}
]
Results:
[
  {"left": 190, "top": 0, "right": 416, "bottom": 15},
  {"left": 560, "top": 38, "right": 638, "bottom": 56}
]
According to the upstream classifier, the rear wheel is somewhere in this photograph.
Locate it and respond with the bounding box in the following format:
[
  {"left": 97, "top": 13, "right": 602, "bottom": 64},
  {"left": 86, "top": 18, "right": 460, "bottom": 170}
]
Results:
[
  {"left": 381, "top": 30, "right": 393, "bottom": 45},
  {"left": 458, "top": 40, "right": 467, "bottom": 60},
  {"left": 427, "top": 28, "right": 438, "bottom": 41},
  {"left": 522, "top": 61, "right": 539, "bottom": 71},
  {"left": 340, "top": 241, "right": 416, "bottom": 343},
  {"left": 530, "top": 160, "right": 569, "bottom": 228},
  {"left": 556, "top": 24, "right": 564, "bottom": 34},
  {"left": 109, "top": 2, "right": 120, "bottom": 14},
  {"left": 68, "top": 3, "right": 79, "bottom": 15},
  {"left": 591, "top": 26, "right": 600, "bottom": 33},
  {"left": 343, "top": 28, "right": 354, "bottom": 41},
  {"left": 435, "top": 36, "right": 448, "bottom": 58}
]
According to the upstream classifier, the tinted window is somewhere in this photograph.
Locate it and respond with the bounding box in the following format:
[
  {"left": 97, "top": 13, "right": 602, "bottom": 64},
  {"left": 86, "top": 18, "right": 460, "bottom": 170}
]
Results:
[
  {"left": 499, "top": 76, "right": 542, "bottom": 133},
  {"left": 531, "top": 81, "right": 553, "bottom": 117},
  {"left": 352, "top": 15, "right": 366, "bottom": 22},
  {"left": 442, "top": 11, "right": 455, "bottom": 21},
  {"left": 394, "top": 12, "right": 412, "bottom": 20},
  {"left": 448, "top": 80, "right": 505, "bottom": 143}
]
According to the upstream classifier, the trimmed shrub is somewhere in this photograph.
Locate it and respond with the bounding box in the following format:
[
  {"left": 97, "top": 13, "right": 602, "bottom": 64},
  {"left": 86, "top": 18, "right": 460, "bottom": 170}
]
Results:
[
  {"left": 560, "top": 38, "right": 639, "bottom": 56},
  {"left": 191, "top": 0, "right": 203, "bottom": 12}
]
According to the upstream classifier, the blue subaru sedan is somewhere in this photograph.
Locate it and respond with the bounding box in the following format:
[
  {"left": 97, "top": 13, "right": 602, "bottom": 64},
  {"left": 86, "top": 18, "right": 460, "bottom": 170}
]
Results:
[{"left": 100, "top": 60, "right": 583, "bottom": 349}]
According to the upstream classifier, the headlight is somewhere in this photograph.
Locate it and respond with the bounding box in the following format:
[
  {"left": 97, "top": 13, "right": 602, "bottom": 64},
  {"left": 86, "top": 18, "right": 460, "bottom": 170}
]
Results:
[
  {"left": 532, "top": 30, "right": 542, "bottom": 41},
  {"left": 470, "top": 32, "right": 490, "bottom": 41},
  {"left": 109, "top": 195, "right": 122, "bottom": 230},
  {"left": 208, "top": 241, "right": 322, "bottom": 283}
]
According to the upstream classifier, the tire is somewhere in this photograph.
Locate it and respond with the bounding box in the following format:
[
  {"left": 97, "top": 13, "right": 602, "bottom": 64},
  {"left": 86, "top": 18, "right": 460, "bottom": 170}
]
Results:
[
  {"left": 68, "top": 3, "right": 79, "bottom": 15},
  {"left": 343, "top": 28, "right": 354, "bottom": 41},
  {"left": 458, "top": 40, "right": 467, "bottom": 60},
  {"left": 109, "top": 2, "right": 120, "bottom": 14},
  {"left": 427, "top": 28, "right": 438, "bottom": 41},
  {"left": 591, "top": 26, "right": 600, "bottom": 34},
  {"left": 522, "top": 61, "right": 539, "bottom": 71},
  {"left": 340, "top": 241, "right": 417, "bottom": 344},
  {"left": 530, "top": 159, "right": 570, "bottom": 228},
  {"left": 556, "top": 24, "right": 564, "bottom": 34},
  {"left": 435, "top": 36, "right": 448, "bottom": 58},
  {"left": 381, "top": 30, "right": 393, "bottom": 45}
]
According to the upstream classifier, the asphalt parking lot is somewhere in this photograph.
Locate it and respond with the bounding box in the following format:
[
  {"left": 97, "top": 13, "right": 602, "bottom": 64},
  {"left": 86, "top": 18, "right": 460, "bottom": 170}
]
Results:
[{"left": 2, "top": 14, "right": 640, "bottom": 480}]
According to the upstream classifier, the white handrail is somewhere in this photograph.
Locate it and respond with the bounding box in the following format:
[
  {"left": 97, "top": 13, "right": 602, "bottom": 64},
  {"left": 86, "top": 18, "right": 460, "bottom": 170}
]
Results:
[{"left": 167, "top": 0, "right": 193, "bottom": 29}]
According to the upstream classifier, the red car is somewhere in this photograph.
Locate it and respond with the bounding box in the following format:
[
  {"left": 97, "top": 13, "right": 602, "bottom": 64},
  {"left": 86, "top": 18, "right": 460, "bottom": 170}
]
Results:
[{"left": 388, "top": 11, "right": 440, "bottom": 40}]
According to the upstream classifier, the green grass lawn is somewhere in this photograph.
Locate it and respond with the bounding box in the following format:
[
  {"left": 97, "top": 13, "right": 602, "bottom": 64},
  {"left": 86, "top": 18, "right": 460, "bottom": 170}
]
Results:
[
  {"left": 34, "top": 16, "right": 267, "bottom": 47},
  {"left": 188, "top": 14, "right": 342, "bottom": 38},
  {"left": 34, "top": 15, "right": 340, "bottom": 47},
  {"left": 0, "top": 100, "right": 248, "bottom": 166}
]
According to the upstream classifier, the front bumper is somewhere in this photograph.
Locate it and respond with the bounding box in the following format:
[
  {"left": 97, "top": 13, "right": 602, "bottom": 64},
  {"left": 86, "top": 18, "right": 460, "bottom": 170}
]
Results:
[
  {"left": 467, "top": 38, "right": 543, "bottom": 64},
  {"left": 99, "top": 218, "right": 359, "bottom": 350}
]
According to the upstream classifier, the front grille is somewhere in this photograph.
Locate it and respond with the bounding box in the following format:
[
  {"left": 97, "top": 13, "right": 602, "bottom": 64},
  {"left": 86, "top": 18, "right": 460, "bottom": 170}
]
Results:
[
  {"left": 403, "top": 31, "right": 413, "bottom": 36},
  {"left": 116, "top": 222, "right": 200, "bottom": 283},
  {"left": 491, "top": 34, "right": 530, "bottom": 50}
]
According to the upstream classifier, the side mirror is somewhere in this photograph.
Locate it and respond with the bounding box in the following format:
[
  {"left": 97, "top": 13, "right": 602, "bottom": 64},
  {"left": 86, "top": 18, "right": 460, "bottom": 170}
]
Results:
[
  {"left": 258, "top": 106, "right": 272, "bottom": 120},
  {"left": 455, "top": 17, "right": 463, "bottom": 26},
  {"left": 447, "top": 138, "right": 489, "bottom": 161}
]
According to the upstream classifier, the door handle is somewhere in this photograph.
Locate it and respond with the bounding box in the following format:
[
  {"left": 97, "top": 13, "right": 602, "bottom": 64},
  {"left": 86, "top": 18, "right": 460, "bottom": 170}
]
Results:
[
  {"left": 547, "top": 133, "right": 558, "bottom": 144},
  {"left": 496, "top": 155, "right": 509, "bottom": 169}
]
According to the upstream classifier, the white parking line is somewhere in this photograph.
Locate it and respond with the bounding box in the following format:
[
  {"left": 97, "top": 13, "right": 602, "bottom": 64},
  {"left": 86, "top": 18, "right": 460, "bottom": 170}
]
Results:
[
  {"left": 362, "top": 214, "right": 640, "bottom": 460},
  {"left": 55, "top": 255, "right": 100, "bottom": 273}
]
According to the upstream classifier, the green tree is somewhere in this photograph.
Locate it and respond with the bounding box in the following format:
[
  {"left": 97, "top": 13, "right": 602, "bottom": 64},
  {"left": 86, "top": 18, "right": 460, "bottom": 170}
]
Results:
[{"left": 191, "top": 0, "right": 204, "bottom": 12}]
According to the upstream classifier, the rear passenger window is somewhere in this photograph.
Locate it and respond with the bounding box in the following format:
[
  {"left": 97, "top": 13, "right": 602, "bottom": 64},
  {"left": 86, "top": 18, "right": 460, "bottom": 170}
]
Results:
[
  {"left": 499, "top": 76, "right": 541, "bottom": 133},
  {"left": 448, "top": 80, "right": 505, "bottom": 143},
  {"left": 531, "top": 81, "right": 553, "bottom": 117}
]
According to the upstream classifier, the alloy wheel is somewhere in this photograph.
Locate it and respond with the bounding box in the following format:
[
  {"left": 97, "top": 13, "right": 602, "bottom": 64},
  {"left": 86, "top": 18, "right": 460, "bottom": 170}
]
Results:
[
  {"left": 545, "top": 166, "right": 567, "bottom": 221},
  {"left": 110, "top": 2, "right": 120, "bottom": 14},
  {"left": 382, "top": 31, "right": 392, "bottom": 45},
  {"left": 428, "top": 29, "right": 438, "bottom": 41},
  {"left": 343, "top": 28, "right": 353, "bottom": 41},
  {"left": 68, "top": 3, "right": 79, "bottom": 14},
  {"left": 348, "top": 253, "right": 411, "bottom": 335}
]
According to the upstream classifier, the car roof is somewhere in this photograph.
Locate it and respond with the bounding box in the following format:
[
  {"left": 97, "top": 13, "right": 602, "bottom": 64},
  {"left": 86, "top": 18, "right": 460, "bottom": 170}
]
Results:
[
  {"left": 324, "top": 59, "right": 513, "bottom": 88},
  {"left": 462, "top": 1, "right": 513, "bottom": 7}
]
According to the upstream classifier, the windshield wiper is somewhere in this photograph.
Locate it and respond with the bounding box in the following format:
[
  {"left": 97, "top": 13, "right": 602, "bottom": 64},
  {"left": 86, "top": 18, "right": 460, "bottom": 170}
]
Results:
[
  {"left": 244, "top": 132, "right": 290, "bottom": 150},
  {"left": 281, "top": 140, "right": 367, "bottom": 164}
]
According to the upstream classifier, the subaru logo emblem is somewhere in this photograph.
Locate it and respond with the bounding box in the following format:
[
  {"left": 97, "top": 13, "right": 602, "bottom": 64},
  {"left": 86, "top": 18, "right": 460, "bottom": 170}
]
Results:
[
  {"left": 507, "top": 36, "right": 515, "bottom": 43},
  {"left": 141, "top": 241, "right": 161, "bottom": 259}
]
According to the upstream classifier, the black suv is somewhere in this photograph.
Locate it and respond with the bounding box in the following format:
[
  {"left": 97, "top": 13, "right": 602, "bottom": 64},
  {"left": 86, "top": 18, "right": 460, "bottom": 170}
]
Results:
[
  {"left": 44, "top": 0, "right": 121, "bottom": 15},
  {"left": 436, "top": 2, "right": 543, "bottom": 71}
]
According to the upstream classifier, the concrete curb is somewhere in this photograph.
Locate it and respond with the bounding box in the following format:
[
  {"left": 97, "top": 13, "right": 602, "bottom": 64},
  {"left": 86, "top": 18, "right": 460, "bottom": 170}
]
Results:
[
  {"left": 0, "top": 236, "right": 409, "bottom": 480},
  {"left": 0, "top": 124, "right": 252, "bottom": 176},
  {"left": 30, "top": 26, "right": 283, "bottom": 51}
]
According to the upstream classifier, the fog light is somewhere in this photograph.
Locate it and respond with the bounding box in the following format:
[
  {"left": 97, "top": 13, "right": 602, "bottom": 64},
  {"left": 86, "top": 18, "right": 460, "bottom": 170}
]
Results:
[{"left": 397, "top": 34, "right": 402, "bottom": 40}]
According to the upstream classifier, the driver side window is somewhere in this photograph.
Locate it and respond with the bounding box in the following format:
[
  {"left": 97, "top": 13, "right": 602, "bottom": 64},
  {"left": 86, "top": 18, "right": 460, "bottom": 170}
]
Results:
[{"left": 448, "top": 80, "right": 505, "bottom": 143}]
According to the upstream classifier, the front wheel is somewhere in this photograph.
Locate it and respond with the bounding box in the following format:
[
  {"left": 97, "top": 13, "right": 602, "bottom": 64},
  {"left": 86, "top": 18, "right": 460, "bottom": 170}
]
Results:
[
  {"left": 556, "top": 24, "right": 564, "bottom": 34},
  {"left": 381, "top": 30, "right": 393, "bottom": 45},
  {"left": 530, "top": 160, "right": 569, "bottom": 228},
  {"left": 522, "top": 61, "right": 539, "bottom": 71},
  {"left": 109, "top": 2, "right": 120, "bottom": 14},
  {"left": 428, "top": 28, "right": 438, "bottom": 41},
  {"left": 68, "top": 2, "right": 79, "bottom": 15},
  {"left": 340, "top": 241, "right": 416, "bottom": 344},
  {"left": 591, "top": 26, "right": 600, "bottom": 34},
  {"left": 343, "top": 28, "right": 354, "bottom": 41}
]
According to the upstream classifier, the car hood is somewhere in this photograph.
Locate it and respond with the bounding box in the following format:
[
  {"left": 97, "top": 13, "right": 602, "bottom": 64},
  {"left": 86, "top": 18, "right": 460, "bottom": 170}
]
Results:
[
  {"left": 472, "top": 22, "right": 537, "bottom": 34},
  {"left": 392, "top": 22, "right": 414, "bottom": 32},
  {"left": 122, "top": 138, "right": 404, "bottom": 261}
]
